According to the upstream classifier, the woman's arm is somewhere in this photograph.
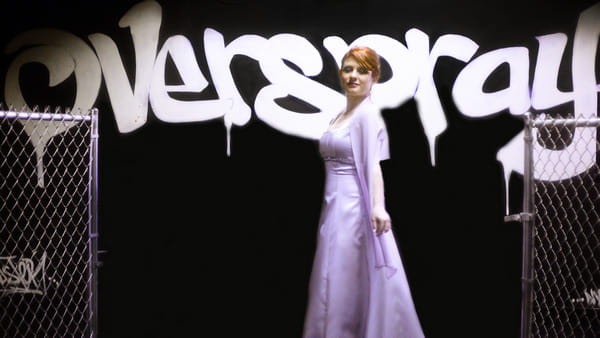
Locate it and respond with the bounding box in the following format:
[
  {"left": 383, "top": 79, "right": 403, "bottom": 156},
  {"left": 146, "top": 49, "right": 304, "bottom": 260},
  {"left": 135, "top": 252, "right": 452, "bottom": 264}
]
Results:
[{"left": 371, "top": 162, "right": 391, "bottom": 236}]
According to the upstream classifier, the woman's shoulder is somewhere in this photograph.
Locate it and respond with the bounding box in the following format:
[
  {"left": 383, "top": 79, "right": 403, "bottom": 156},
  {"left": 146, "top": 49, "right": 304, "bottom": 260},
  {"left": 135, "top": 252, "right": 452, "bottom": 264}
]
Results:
[
  {"left": 354, "top": 99, "right": 383, "bottom": 126},
  {"left": 357, "top": 98, "right": 379, "bottom": 114}
]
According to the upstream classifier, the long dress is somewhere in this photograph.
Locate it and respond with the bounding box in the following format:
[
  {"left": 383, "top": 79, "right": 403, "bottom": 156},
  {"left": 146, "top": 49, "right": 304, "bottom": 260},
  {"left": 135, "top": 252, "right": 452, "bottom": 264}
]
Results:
[{"left": 303, "top": 98, "right": 424, "bottom": 338}]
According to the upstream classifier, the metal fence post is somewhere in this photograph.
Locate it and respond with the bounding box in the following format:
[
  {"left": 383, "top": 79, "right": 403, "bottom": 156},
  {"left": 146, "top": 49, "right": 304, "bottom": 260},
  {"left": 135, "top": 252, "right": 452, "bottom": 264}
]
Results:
[
  {"left": 89, "top": 108, "right": 100, "bottom": 338},
  {"left": 521, "top": 112, "right": 535, "bottom": 338}
]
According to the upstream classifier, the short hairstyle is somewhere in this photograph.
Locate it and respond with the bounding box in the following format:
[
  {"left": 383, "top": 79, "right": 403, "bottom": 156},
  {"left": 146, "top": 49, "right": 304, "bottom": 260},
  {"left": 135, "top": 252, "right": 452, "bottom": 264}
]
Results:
[{"left": 341, "top": 46, "right": 381, "bottom": 82}]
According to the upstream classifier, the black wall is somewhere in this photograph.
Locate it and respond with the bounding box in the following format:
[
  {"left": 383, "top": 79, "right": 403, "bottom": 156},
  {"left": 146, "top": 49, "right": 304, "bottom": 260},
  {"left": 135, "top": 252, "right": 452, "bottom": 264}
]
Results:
[{"left": 1, "top": 0, "right": 598, "bottom": 337}]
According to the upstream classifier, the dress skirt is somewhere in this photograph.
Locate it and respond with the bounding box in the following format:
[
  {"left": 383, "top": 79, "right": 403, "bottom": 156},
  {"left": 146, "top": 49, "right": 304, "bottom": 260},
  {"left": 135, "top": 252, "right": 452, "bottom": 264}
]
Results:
[
  {"left": 303, "top": 126, "right": 425, "bottom": 338},
  {"left": 303, "top": 158, "right": 370, "bottom": 337}
]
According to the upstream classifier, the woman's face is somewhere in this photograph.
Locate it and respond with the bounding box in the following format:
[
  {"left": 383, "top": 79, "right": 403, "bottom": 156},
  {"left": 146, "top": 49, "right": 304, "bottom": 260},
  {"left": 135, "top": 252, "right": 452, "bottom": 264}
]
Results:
[{"left": 339, "top": 56, "right": 375, "bottom": 98}]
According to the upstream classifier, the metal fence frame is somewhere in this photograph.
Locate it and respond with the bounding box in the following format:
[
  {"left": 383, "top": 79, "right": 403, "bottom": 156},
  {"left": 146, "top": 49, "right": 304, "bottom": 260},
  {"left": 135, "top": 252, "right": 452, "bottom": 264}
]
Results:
[
  {"left": 507, "top": 112, "right": 600, "bottom": 338},
  {"left": 0, "top": 107, "right": 99, "bottom": 337}
]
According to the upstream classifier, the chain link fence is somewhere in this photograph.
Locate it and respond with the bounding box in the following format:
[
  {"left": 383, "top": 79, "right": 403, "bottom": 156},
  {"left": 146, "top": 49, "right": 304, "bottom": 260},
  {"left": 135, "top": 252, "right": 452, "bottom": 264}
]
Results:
[
  {"left": 0, "top": 107, "right": 99, "bottom": 337},
  {"left": 511, "top": 113, "right": 600, "bottom": 338}
]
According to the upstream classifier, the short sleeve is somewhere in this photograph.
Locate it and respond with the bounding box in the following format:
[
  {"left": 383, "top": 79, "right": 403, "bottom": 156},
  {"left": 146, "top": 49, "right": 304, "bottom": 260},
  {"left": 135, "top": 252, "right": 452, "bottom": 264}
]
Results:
[
  {"left": 377, "top": 125, "right": 390, "bottom": 161},
  {"left": 355, "top": 104, "right": 390, "bottom": 163}
]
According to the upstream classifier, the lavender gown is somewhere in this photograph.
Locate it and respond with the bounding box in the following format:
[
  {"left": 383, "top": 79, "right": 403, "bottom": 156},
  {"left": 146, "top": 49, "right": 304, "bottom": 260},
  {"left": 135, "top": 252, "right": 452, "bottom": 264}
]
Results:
[{"left": 303, "top": 100, "right": 425, "bottom": 338}]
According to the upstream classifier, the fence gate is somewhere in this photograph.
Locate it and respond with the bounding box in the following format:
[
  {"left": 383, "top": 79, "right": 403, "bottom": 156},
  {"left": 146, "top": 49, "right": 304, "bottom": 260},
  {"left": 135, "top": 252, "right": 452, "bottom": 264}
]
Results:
[
  {"left": 0, "top": 107, "right": 99, "bottom": 337},
  {"left": 508, "top": 113, "right": 600, "bottom": 338}
]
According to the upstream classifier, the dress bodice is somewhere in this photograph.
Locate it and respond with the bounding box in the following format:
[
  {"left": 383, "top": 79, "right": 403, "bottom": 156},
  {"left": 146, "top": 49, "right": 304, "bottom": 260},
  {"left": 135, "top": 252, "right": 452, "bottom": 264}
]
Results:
[{"left": 319, "top": 126, "right": 356, "bottom": 174}]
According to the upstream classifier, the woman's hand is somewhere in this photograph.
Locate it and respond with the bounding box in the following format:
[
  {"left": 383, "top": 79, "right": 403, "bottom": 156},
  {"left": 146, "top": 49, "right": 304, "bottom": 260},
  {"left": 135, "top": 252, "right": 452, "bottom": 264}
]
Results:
[{"left": 371, "top": 205, "right": 391, "bottom": 236}]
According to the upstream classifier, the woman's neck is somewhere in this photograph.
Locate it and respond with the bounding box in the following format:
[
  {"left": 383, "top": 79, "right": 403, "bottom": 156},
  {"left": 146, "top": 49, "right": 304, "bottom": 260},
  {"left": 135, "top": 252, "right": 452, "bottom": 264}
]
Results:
[{"left": 345, "top": 95, "right": 369, "bottom": 115}]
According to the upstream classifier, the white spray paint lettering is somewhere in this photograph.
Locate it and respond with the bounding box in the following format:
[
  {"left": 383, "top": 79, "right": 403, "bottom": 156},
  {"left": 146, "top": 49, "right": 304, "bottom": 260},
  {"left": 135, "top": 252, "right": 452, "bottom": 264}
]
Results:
[
  {"left": 3, "top": 1, "right": 599, "bottom": 210},
  {"left": 571, "top": 288, "right": 600, "bottom": 307},
  {"left": 583, "top": 288, "right": 600, "bottom": 307},
  {"left": 0, "top": 252, "right": 48, "bottom": 295}
]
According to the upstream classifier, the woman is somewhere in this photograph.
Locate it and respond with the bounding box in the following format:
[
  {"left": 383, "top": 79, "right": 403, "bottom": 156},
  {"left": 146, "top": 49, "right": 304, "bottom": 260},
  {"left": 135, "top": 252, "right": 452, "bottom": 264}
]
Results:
[{"left": 303, "top": 46, "right": 425, "bottom": 338}]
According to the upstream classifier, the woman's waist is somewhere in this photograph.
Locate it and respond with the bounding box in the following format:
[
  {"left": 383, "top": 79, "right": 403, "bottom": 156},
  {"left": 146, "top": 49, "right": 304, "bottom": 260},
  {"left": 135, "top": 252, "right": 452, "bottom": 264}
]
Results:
[
  {"left": 323, "top": 156, "right": 357, "bottom": 175},
  {"left": 321, "top": 155, "right": 355, "bottom": 164},
  {"left": 323, "top": 170, "right": 361, "bottom": 195}
]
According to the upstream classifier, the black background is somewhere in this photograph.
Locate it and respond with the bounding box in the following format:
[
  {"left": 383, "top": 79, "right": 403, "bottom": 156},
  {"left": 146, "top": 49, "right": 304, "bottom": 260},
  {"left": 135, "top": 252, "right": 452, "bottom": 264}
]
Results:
[{"left": 0, "top": 0, "right": 598, "bottom": 337}]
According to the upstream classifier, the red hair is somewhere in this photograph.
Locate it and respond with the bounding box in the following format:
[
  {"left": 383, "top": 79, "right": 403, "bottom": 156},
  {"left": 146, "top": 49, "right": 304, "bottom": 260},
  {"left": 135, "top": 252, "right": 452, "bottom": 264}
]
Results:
[{"left": 341, "top": 46, "right": 381, "bottom": 82}]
